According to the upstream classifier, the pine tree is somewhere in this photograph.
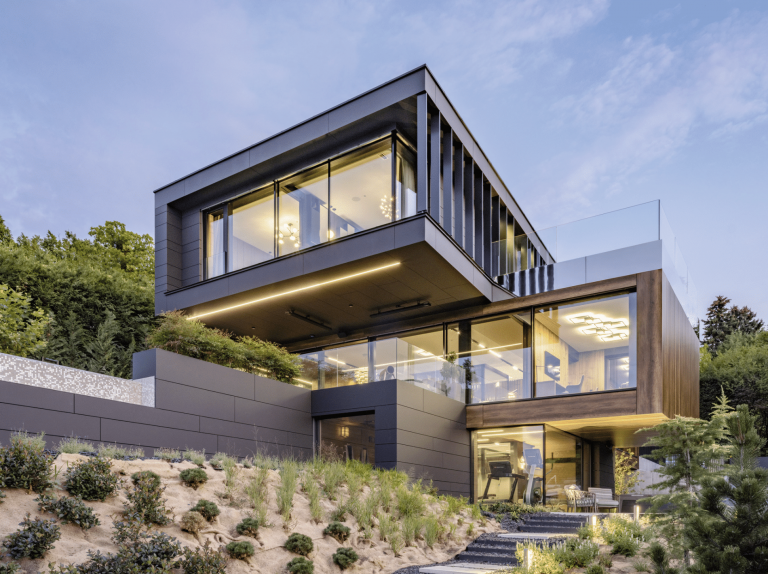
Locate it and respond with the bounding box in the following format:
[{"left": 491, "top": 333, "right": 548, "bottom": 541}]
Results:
[
  {"left": 702, "top": 296, "right": 764, "bottom": 356},
  {"left": 685, "top": 405, "right": 768, "bottom": 573},
  {"left": 730, "top": 305, "right": 764, "bottom": 338}
]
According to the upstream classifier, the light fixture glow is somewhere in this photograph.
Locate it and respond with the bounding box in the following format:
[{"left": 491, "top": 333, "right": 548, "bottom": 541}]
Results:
[
  {"left": 327, "top": 357, "right": 346, "bottom": 365},
  {"left": 187, "top": 262, "right": 400, "bottom": 320},
  {"left": 489, "top": 350, "right": 502, "bottom": 358}
]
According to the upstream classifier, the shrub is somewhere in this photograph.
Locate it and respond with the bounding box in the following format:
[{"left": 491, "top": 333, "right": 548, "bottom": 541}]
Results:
[
  {"left": 278, "top": 460, "right": 298, "bottom": 522},
  {"left": 599, "top": 515, "right": 643, "bottom": 544},
  {"left": 155, "top": 447, "right": 181, "bottom": 461},
  {"left": 180, "top": 511, "right": 208, "bottom": 534},
  {"left": 131, "top": 470, "right": 161, "bottom": 489},
  {"left": 183, "top": 448, "right": 206, "bottom": 467},
  {"left": 0, "top": 489, "right": 5, "bottom": 503},
  {"left": 98, "top": 443, "right": 143, "bottom": 459},
  {"left": 287, "top": 557, "right": 314, "bottom": 574},
  {"left": 147, "top": 311, "right": 302, "bottom": 384},
  {"left": 191, "top": 499, "right": 220, "bottom": 522},
  {"left": 514, "top": 542, "right": 564, "bottom": 574},
  {"left": 323, "top": 522, "right": 351, "bottom": 543},
  {"left": 0, "top": 563, "right": 20, "bottom": 574},
  {"left": 423, "top": 516, "right": 442, "bottom": 548},
  {"left": 442, "top": 494, "right": 467, "bottom": 515},
  {"left": 0, "top": 432, "right": 54, "bottom": 492},
  {"left": 208, "top": 452, "right": 233, "bottom": 471},
  {"left": 402, "top": 516, "right": 422, "bottom": 546},
  {"left": 57, "top": 436, "right": 94, "bottom": 454},
  {"left": 585, "top": 565, "right": 606, "bottom": 574},
  {"left": 63, "top": 456, "right": 120, "bottom": 501},
  {"left": 236, "top": 517, "right": 260, "bottom": 537},
  {"left": 2, "top": 515, "right": 61, "bottom": 559},
  {"left": 396, "top": 486, "right": 426, "bottom": 518},
  {"left": 377, "top": 512, "right": 398, "bottom": 542},
  {"left": 226, "top": 541, "right": 254, "bottom": 560},
  {"left": 179, "top": 542, "right": 228, "bottom": 574},
  {"left": 36, "top": 494, "right": 100, "bottom": 530},
  {"left": 485, "top": 501, "right": 547, "bottom": 521},
  {"left": 285, "top": 533, "right": 313, "bottom": 556},
  {"left": 611, "top": 533, "right": 640, "bottom": 557},
  {"left": 180, "top": 468, "right": 209, "bottom": 489},
  {"left": 332, "top": 548, "right": 359, "bottom": 570},
  {"left": 554, "top": 538, "right": 599, "bottom": 568},
  {"left": 598, "top": 553, "right": 613, "bottom": 568},
  {"left": 124, "top": 474, "right": 171, "bottom": 526}
]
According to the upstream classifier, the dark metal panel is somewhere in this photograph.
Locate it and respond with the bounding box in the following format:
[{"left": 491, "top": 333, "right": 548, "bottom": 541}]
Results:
[
  {"left": 483, "top": 182, "right": 492, "bottom": 275},
  {"left": 234, "top": 397, "right": 313, "bottom": 434},
  {"left": 491, "top": 195, "right": 500, "bottom": 278},
  {"left": 155, "top": 380, "right": 235, "bottom": 421},
  {"left": 473, "top": 167, "right": 483, "bottom": 266},
  {"left": 101, "top": 418, "right": 217, "bottom": 452},
  {"left": 499, "top": 205, "right": 508, "bottom": 277},
  {"left": 429, "top": 110, "right": 441, "bottom": 223},
  {"left": 200, "top": 417, "right": 288, "bottom": 444},
  {"left": 0, "top": 403, "right": 100, "bottom": 440},
  {"left": 423, "top": 391, "right": 467, "bottom": 424},
  {"left": 0, "top": 380, "right": 74, "bottom": 413},
  {"left": 453, "top": 142, "right": 464, "bottom": 245},
  {"left": 151, "top": 349, "right": 255, "bottom": 400},
  {"left": 442, "top": 125, "right": 453, "bottom": 236},
  {"left": 464, "top": 157, "right": 474, "bottom": 254},
  {"left": 75, "top": 395, "right": 200, "bottom": 432},
  {"left": 416, "top": 93, "right": 429, "bottom": 213}
]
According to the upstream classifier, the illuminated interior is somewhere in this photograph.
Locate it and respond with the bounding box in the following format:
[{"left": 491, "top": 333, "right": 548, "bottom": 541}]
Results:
[{"left": 318, "top": 413, "right": 375, "bottom": 463}]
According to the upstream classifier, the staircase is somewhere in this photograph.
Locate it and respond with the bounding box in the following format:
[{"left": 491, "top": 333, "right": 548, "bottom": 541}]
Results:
[{"left": 421, "top": 513, "right": 590, "bottom": 572}]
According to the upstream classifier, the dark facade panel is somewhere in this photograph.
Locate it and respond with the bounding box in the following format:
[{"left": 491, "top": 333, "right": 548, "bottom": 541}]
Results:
[
  {"left": 74, "top": 395, "right": 199, "bottom": 432},
  {"left": 156, "top": 380, "right": 235, "bottom": 421},
  {"left": 429, "top": 111, "right": 441, "bottom": 223},
  {"left": 234, "top": 397, "right": 313, "bottom": 435},
  {"left": 442, "top": 125, "right": 453, "bottom": 236},
  {"left": 0, "top": 380, "right": 74, "bottom": 413},
  {"left": 101, "top": 418, "right": 217, "bottom": 453},
  {"left": 0, "top": 403, "right": 101, "bottom": 441},
  {"left": 200, "top": 416, "right": 287, "bottom": 445}
]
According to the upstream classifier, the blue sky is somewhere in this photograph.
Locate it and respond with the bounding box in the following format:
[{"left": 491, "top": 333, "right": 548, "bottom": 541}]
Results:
[{"left": 1, "top": 1, "right": 767, "bottom": 321}]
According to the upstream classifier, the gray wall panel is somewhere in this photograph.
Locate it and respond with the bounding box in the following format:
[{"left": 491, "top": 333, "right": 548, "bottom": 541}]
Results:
[
  {"left": 156, "top": 380, "right": 235, "bottom": 421},
  {"left": 0, "top": 380, "right": 74, "bottom": 412},
  {"left": 101, "top": 418, "right": 217, "bottom": 452},
  {"left": 75, "top": 395, "right": 199, "bottom": 432},
  {"left": 0, "top": 403, "right": 100, "bottom": 440},
  {"left": 200, "top": 417, "right": 287, "bottom": 445},
  {"left": 149, "top": 349, "right": 255, "bottom": 399},
  {"left": 235, "top": 398, "right": 313, "bottom": 435}
]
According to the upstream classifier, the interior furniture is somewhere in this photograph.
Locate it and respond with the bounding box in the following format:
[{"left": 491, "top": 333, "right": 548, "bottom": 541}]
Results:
[
  {"left": 564, "top": 484, "right": 597, "bottom": 512},
  {"left": 589, "top": 487, "right": 619, "bottom": 512}
]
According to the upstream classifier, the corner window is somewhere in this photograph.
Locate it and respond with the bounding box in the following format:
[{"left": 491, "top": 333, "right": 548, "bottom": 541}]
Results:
[
  {"left": 228, "top": 185, "right": 275, "bottom": 272},
  {"left": 205, "top": 209, "right": 226, "bottom": 278},
  {"left": 534, "top": 292, "right": 637, "bottom": 397}
]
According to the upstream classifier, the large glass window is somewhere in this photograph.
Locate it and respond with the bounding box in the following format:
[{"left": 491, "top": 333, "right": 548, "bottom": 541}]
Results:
[
  {"left": 318, "top": 413, "right": 375, "bottom": 463},
  {"left": 330, "top": 139, "right": 393, "bottom": 238},
  {"left": 395, "top": 141, "right": 417, "bottom": 220},
  {"left": 448, "top": 312, "right": 532, "bottom": 404},
  {"left": 228, "top": 185, "right": 275, "bottom": 271},
  {"left": 278, "top": 164, "right": 329, "bottom": 256},
  {"left": 534, "top": 292, "right": 637, "bottom": 397},
  {"left": 474, "top": 426, "right": 544, "bottom": 504},
  {"left": 205, "top": 209, "right": 226, "bottom": 278},
  {"left": 544, "top": 427, "right": 582, "bottom": 506}
]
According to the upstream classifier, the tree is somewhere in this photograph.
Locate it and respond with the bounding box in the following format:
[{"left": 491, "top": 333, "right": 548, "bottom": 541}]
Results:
[
  {"left": 685, "top": 405, "right": 768, "bottom": 573},
  {"left": 702, "top": 296, "right": 764, "bottom": 356},
  {"left": 614, "top": 448, "right": 639, "bottom": 496},
  {"left": 0, "top": 283, "right": 50, "bottom": 358},
  {"left": 88, "top": 221, "right": 153, "bottom": 275},
  {"left": 0, "top": 215, "right": 11, "bottom": 245}
]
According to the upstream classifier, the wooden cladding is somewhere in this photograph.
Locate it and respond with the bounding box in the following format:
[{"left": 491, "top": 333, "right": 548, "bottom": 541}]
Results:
[{"left": 636, "top": 270, "right": 663, "bottom": 414}]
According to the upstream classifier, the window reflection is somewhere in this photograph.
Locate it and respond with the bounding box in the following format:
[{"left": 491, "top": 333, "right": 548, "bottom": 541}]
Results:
[
  {"left": 228, "top": 185, "right": 274, "bottom": 271},
  {"left": 205, "top": 210, "right": 225, "bottom": 278},
  {"left": 278, "top": 165, "right": 329, "bottom": 256},
  {"left": 330, "top": 139, "right": 392, "bottom": 239},
  {"left": 534, "top": 292, "right": 637, "bottom": 397}
]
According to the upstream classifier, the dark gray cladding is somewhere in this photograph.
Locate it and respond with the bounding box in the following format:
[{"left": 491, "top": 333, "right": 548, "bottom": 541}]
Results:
[
  {"left": 312, "top": 380, "right": 470, "bottom": 497},
  {"left": 0, "top": 349, "right": 313, "bottom": 460}
]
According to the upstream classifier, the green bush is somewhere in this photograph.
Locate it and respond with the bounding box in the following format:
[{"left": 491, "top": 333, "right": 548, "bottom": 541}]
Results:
[
  {"left": 131, "top": 470, "right": 161, "bottom": 489},
  {"left": 183, "top": 449, "right": 206, "bottom": 467},
  {"left": 0, "top": 432, "right": 54, "bottom": 492},
  {"left": 332, "top": 548, "right": 358, "bottom": 570},
  {"left": 611, "top": 533, "right": 640, "bottom": 557},
  {"left": 63, "top": 456, "right": 120, "bottom": 501},
  {"left": 396, "top": 486, "right": 426, "bottom": 518},
  {"left": 285, "top": 533, "right": 313, "bottom": 556},
  {"left": 599, "top": 515, "right": 643, "bottom": 544},
  {"left": 180, "top": 511, "right": 208, "bottom": 534},
  {"left": 287, "top": 557, "right": 314, "bottom": 574},
  {"left": 98, "top": 443, "right": 143, "bottom": 459},
  {"left": 124, "top": 474, "right": 171, "bottom": 526},
  {"left": 226, "top": 541, "right": 254, "bottom": 560},
  {"left": 146, "top": 311, "right": 302, "bottom": 384},
  {"left": 0, "top": 489, "right": 5, "bottom": 503},
  {"left": 554, "top": 538, "right": 599, "bottom": 568},
  {"left": 155, "top": 448, "right": 181, "bottom": 461},
  {"left": 598, "top": 554, "right": 613, "bottom": 568},
  {"left": 323, "top": 522, "right": 350, "bottom": 543},
  {"left": 514, "top": 542, "right": 564, "bottom": 574},
  {"left": 485, "top": 501, "right": 547, "bottom": 521},
  {"left": 57, "top": 437, "right": 94, "bottom": 454},
  {"left": 180, "top": 468, "right": 209, "bottom": 489},
  {"left": 191, "top": 499, "right": 220, "bottom": 522},
  {"left": 585, "top": 565, "right": 606, "bottom": 574},
  {"left": 236, "top": 517, "right": 260, "bottom": 537},
  {"left": 179, "top": 542, "right": 228, "bottom": 574},
  {"left": 36, "top": 494, "right": 100, "bottom": 530},
  {"left": 2, "top": 515, "right": 61, "bottom": 559},
  {"left": 0, "top": 562, "right": 20, "bottom": 574}
]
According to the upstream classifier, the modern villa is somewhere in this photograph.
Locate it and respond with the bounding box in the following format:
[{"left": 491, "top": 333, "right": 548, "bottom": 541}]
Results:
[
  {"left": 152, "top": 65, "right": 699, "bottom": 504},
  {"left": 0, "top": 65, "right": 699, "bottom": 507}
]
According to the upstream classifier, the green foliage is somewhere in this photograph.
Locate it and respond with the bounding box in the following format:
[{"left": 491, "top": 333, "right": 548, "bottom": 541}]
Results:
[
  {"left": 514, "top": 541, "right": 565, "bottom": 574},
  {"left": 278, "top": 459, "right": 298, "bottom": 522},
  {"left": 246, "top": 467, "right": 270, "bottom": 527},
  {"left": 180, "top": 511, "right": 208, "bottom": 533},
  {"left": 485, "top": 501, "right": 547, "bottom": 520},
  {"left": 236, "top": 517, "right": 260, "bottom": 537},
  {"left": 441, "top": 494, "right": 468, "bottom": 515},
  {"left": 332, "top": 548, "right": 358, "bottom": 570},
  {"left": 614, "top": 448, "right": 639, "bottom": 495},
  {"left": 0, "top": 215, "right": 11, "bottom": 245},
  {"left": 684, "top": 404, "right": 768, "bottom": 574},
  {"left": 377, "top": 512, "right": 398, "bottom": 542},
  {"left": 97, "top": 443, "right": 143, "bottom": 459},
  {"left": 57, "top": 436, "right": 94, "bottom": 454},
  {"left": 702, "top": 295, "right": 763, "bottom": 356},
  {"left": 0, "top": 218, "right": 154, "bottom": 377},
  {"left": 0, "top": 283, "right": 50, "bottom": 357},
  {"left": 285, "top": 533, "right": 313, "bottom": 556},
  {"left": 287, "top": 556, "right": 314, "bottom": 574},
  {"left": 146, "top": 311, "right": 302, "bottom": 384},
  {"left": 225, "top": 541, "right": 254, "bottom": 560},
  {"left": 36, "top": 494, "right": 100, "bottom": 530},
  {"left": 647, "top": 541, "right": 679, "bottom": 574},
  {"left": 154, "top": 447, "right": 181, "bottom": 461},
  {"left": 554, "top": 538, "right": 599, "bottom": 568},
  {"left": 597, "top": 554, "right": 613, "bottom": 568},
  {"left": 402, "top": 515, "right": 422, "bottom": 546},
  {"left": 131, "top": 470, "right": 161, "bottom": 489},
  {"left": 178, "top": 541, "right": 228, "bottom": 574},
  {"left": 124, "top": 473, "right": 172, "bottom": 526},
  {"left": 584, "top": 565, "right": 605, "bottom": 574},
  {"left": 183, "top": 448, "right": 206, "bottom": 467},
  {"left": 191, "top": 499, "right": 220, "bottom": 522},
  {"left": 599, "top": 515, "right": 644, "bottom": 545},
  {"left": 0, "top": 431, "right": 54, "bottom": 492},
  {"left": 0, "top": 562, "right": 20, "bottom": 574},
  {"left": 323, "top": 522, "right": 350, "bottom": 543},
  {"left": 396, "top": 485, "right": 426, "bottom": 518},
  {"left": 63, "top": 456, "right": 121, "bottom": 501},
  {"left": 2, "top": 514, "right": 61, "bottom": 559},
  {"left": 180, "top": 468, "right": 209, "bottom": 489},
  {"left": 610, "top": 533, "right": 640, "bottom": 557}
]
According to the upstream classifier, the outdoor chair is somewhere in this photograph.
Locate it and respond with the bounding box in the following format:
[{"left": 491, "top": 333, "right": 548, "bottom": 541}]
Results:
[
  {"left": 564, "top": 484, "right": 596, "bottom": 512},
  {"left": 588, "top": 487, "right": 619, "bottom": 512}
]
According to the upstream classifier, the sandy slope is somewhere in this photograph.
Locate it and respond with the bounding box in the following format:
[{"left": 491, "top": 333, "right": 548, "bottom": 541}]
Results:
[{"left": 0, "top": 454, "right": 501, "bottom": 573}]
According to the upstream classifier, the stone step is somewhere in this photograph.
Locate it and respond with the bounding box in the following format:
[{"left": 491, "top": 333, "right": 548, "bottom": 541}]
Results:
[
  {"left": 468, "top": 539, "right": 520, "bottom": 548},
  {"left": 466, "top": 544, "right": 517, "bottom": 556},
  {"left": 525, "top": 515, "right": 588, "bottom": 523},
  {"left": 518, "top": 525, "right": 582, "bottom": 534},
  {"left": 419, "top": 564, "right": 510, "bottom": 574},
  {"left": 455, "top": 553, "right": 519, "bottom": 566}
]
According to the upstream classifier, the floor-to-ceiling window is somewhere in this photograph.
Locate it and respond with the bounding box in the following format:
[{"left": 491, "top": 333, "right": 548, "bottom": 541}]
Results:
[
  {"left": 278, "top": 164, "right": 329, "bottom": 257},
  {"left": 318, "top": 413, "right": 375, "bottom": 463},
  {"left": 534, "top": 292, "right": 637, "bottom": 397},
  {"left": 543, "top": 426, "right": 582, "bottom": 505},
  {"left": 205, "top": 209, "right": 226, "bottom": 278},
  {"left": 228, "top": 185, "right": 275, "bottom": 271}
]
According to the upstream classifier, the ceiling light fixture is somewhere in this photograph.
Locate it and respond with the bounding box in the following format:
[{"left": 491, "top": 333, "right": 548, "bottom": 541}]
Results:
[
  {"left": 286, "top": 309, "right": 332, "bottom": 331},
  {"left": 370, "top": 300, "right": 431, "bottom": 318},
  {"left": 186, "top": 262, "right": 401, "bottom": 320}
]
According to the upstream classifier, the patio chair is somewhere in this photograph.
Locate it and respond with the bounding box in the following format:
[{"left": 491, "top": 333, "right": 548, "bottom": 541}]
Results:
[
  {"left": 564, "top": 484, "right": 596, "bottom": 513},
  {"left": 589, "top": 487, "right": 619, "bottom": 512}
]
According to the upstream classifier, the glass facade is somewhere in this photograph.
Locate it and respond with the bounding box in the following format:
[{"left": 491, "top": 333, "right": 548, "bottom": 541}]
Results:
[
  {"left": 534, "top": 292, "right": 637, "bottom": 397},
  {"left": 473, "top": 425, "right": 582, "bottom": 506},
  {"left": 318, "top": 413, "right": 375, "bottom": 463},
  {"left": 203, "top": 135, "right": 415, "bottom": 279}
]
